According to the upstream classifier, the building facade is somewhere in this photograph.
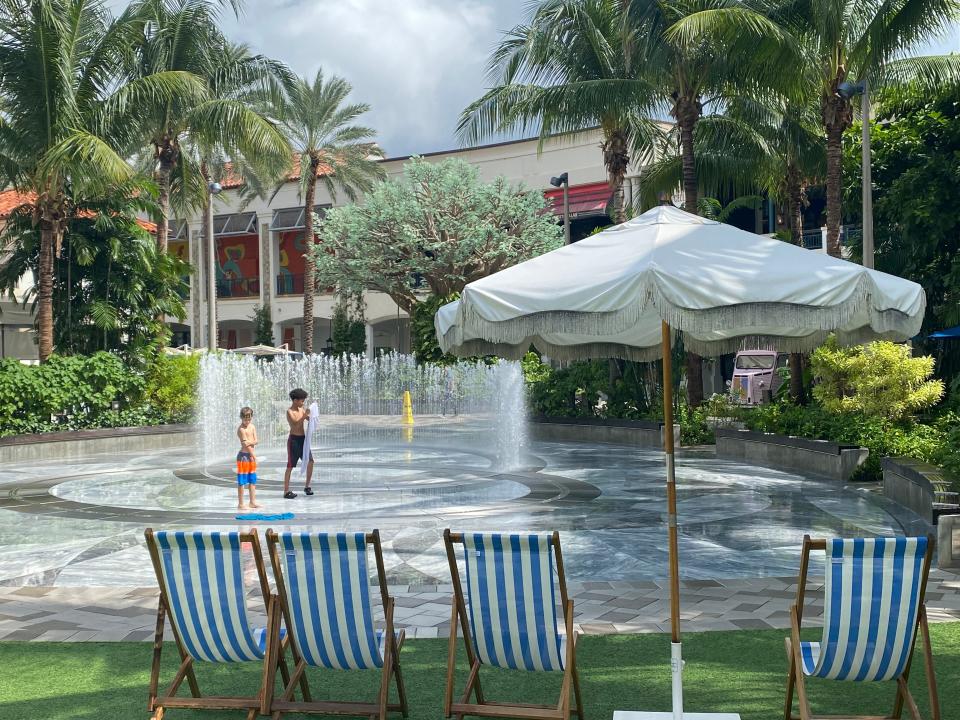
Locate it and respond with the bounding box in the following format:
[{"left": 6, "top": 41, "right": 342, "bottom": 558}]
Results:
[
  {"left": 174, "top": 128, "right": 654, "bottom": 355},
  {"left": 0, "top": 128, "right": 655, "bottom": 360}
]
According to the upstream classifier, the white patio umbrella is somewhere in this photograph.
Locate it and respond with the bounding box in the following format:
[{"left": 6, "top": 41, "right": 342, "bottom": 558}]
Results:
[
  {"left": 436, "top": 205, "right": 925, "bottom": 720},
  {"left": 227, "top": 343, "right": 298, "bottom": 357}
]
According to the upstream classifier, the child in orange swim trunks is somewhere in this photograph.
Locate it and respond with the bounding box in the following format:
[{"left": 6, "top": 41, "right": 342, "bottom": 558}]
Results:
[{"left": 236, "top": 407, "right": 261, "bottom": 510}]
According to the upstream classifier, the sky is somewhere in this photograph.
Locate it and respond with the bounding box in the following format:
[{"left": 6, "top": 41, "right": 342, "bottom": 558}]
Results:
[
  {"left": 217, "top": 0, "right": 527, "bottom": 158},
  {"left": 119, "top": 0, "right": 960, "bottom": 159}
]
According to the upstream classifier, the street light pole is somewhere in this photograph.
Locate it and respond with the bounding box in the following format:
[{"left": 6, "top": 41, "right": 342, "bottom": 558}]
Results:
[
  {"left": 861, "top": 82, "right": 874, "bottom": 269},
  {"left": 206, "top": 181, "right": 223, "bottom": 350},
  {"left": 551, "top": 172, "right": 570, "bottom": 244},
  {"left": 838, "top": 79, "right": 873, "bottom": 268}
]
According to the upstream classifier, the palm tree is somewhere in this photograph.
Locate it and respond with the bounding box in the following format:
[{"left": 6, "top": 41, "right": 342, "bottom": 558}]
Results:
[
  {"left": 272, "top": 70, "right": 384, "bottom": 354},
  {"left": 0, "top": 181, "right": 188, "bottom": 357},
  {"left": 642, "top": 91, "right": 825, "bottom": 401},
  {"left": 670, "top": 0, "right": 960, "bottom": 258},
  {"left": 0, "top": 0, "right": 204, "bottom": 361},
  {"left": 457, "top": 0, "right": 662, "bottom": 223},
  {"left": 128, "top": 0, "right": 291, "bottom": 252},
  {"left": 626, "top": 0, "right": 800, "bottom": 406}
]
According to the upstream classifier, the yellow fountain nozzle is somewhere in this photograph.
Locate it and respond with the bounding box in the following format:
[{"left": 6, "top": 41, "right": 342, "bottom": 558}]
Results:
[{"left": 401, "top": 390, "right": 414, "bottom": 426}]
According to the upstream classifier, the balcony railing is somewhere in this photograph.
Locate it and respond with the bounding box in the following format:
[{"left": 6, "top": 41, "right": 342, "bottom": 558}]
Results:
[
  {"left": 275, "top": 273, "right": 336, "bottom": 296},
  {"left": 277, "top": 273, "right": 305, "bottom": 295},
  {"left": 216, "top": 277, "right": 260, "bottom": 298}
]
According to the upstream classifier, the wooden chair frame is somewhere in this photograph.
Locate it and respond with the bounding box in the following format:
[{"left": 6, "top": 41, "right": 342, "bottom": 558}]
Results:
[
  {"left": 144, "top": 528, "right": 290, "bottom": 720},
  {"left": 265, "top": 528, "right": 408, "bottom": 720},
  {"left": 784, "top": 534, "right": 940, "bottom": 720},
  {"left": 443, "top": 529, "right": 584, "bottom": 720}
]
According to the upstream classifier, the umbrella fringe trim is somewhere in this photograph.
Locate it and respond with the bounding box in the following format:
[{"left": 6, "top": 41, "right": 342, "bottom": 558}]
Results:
[{"left": 442, "top": 276, "right": 924, "bottom": 357}]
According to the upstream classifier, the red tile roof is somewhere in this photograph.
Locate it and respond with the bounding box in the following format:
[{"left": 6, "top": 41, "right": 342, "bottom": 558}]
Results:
[
  {"left": 0, "top": 189, "right": 158, "bottom": 233},
  {"left": 219, "top": 153, "right": 339, "bottom": 190}
]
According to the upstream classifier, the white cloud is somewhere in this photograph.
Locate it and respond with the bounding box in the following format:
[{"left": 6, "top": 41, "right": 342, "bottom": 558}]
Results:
[{"left": 220, "top": 0, "right": 524, "bottom": 156}]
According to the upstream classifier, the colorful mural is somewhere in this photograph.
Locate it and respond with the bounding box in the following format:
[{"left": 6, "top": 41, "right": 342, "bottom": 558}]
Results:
[
  {"left": 168, "top": 240, "right": 189, "bottom": 262},
  {"left": 279, "top": 231, "right": 307, "bottom": 276},
  {"left": 216, "top": 233, "right": 259, "bottom": 297}
]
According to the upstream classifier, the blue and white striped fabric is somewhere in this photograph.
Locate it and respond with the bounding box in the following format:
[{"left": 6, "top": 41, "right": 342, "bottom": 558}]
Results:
[
  {"left": 460, "top": 533, "right": 565, "bottom": 672},
  {"left": 800, "top": 536, "right": 928, "bottom": 682},
  {"left": 154, "top": 531, "right": 265, "bottom": 663},
  {"left": 276, "top": 532, "right": 384, "bottom": 670}
]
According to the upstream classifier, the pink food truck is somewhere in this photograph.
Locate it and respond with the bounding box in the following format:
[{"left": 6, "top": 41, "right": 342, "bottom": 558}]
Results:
[{"left": 729, "top": 350, "right": 788, "bottom": 404}]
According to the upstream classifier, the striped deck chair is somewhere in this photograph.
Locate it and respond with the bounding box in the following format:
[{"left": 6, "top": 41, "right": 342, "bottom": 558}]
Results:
[
  {"left": 144, "top": 529, "right": 288, "bottom": 720},
  {"left": 442, "top": 530, "right": 583, "bottom": 720},
  {"left": 265, "top": 529, "right": 408, "bottom": 720},
  {"left": 785, "top": 535, "right": 939, "bottom": 720}
]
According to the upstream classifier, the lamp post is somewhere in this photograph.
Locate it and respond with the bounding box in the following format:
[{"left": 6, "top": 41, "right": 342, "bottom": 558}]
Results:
[
  {"left": 206, "top": 180, "right": 223, "bottom": 350},
  {"left": 550, "top": 172, "right": 570, "bottom": 244},
  {"left": 837, "top": 79, "right": 873, "bottom": 268}
]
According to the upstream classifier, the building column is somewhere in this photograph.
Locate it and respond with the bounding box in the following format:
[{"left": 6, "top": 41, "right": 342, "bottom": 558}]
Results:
[
  {"left": 365, "top": 323, "right": 375, "bottom": 359},
  {"left": 188, "top": 223, "right": 205, "bottom": 348},
  {"left": 257, "top": 216, "right": 275, "bottom": 344},
  {"left": 258, "top": 217, "right": 271, "bottom": 311}
]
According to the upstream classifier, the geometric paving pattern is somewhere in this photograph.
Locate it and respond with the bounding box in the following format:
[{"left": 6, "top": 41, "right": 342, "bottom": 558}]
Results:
[
  {"left": 0, "top": 438, "right": 934, "bottom": 587},
  {"left": 2, "top": 573, "right": 959, "bottom": 641},
  {"left": 1, "top": 435, "right": 958, "bottom": 639}
]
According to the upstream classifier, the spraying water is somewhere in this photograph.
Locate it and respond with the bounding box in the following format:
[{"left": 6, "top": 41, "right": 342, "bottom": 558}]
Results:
[{"left": 197, "top": 353, "right": 528, "bottom": 470}]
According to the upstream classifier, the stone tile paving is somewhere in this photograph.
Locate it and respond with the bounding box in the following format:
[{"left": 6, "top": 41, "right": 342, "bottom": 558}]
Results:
[{"left": 1, "top": 571, "right": 957, "bottom": 641}]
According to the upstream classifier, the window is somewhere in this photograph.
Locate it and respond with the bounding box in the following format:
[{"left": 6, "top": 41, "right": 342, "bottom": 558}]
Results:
[
  {"left": 270, "top": 205, "right": 330, "bottom": 231},
  {"left": 776, "top": 354, "right": 789, "bottom": 369},
  {"left": 213, "top": 212, "right": 258, "bottom": 236},
  {"left": 168, "top": 219, "right": 188, "bottom": 241},
  {"left": 735, "top": 353, "right": 776, "bottom": 370}
]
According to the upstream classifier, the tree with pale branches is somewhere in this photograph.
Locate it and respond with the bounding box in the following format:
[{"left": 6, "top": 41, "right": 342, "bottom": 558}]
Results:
[{"left": 313, "top": 157, "right": 562, "bottom": 314}]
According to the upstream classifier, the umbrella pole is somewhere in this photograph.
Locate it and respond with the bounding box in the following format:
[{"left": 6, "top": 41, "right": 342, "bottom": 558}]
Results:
[{"left": 661, "top": 321, "right": 683, "bottom": 719}]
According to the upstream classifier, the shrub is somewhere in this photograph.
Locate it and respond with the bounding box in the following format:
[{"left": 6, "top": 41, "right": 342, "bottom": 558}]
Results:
[
  {"left": 742, "top": 400, "right": 953, "bottom": 482},
  {"left": 411, "top": 293, "right": 459, "bottom": 364},
  {"left": 251, "top": 304, "right": 274, "bottom": 345},
  {"left": 144, "top": 353, "right": 200, "bottom": 423},
  {"left": 810, "top": 337, "right": 944, "bottom": 420},
  {"left": 0, "top": 351, "right": 200, "bottom": 438},
  {"left": 0, "top": 352, "right": 146, "bottom": 437},
  {"left": 678, "top": 402, "right": 713, "bottom": 445}
]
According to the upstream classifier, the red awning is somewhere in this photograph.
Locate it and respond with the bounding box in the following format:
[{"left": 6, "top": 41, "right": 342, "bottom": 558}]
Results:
[{"left": 543, "top": 181, "right": 611, "bottom": 218}]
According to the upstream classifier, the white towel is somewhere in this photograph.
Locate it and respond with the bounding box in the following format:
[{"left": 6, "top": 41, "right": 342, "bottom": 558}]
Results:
[{"left": 301, "top": 401, "right": 318, "bottom": 478}]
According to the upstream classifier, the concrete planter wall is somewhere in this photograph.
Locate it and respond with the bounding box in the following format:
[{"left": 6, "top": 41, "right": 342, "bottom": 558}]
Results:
[
  {"left": 880, "top": 457, "right": 959, "bottom": 526},
  {"left": 0, "top": 424, "right": 193, "bottom": 463},
  {"left": 715, "top": 428, "right": 868, "bottom": 481},
  {"left": 938, "top": 515, "right": 960, "bottom": 570},
  {"left": 529, "top": 416, "right": 679, "bottom": 449}
]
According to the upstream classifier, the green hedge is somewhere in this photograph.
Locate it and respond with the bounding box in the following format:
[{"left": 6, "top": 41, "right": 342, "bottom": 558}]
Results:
[
  {"left": 741, "top": 401, "right": 960, "bottom": 485},
  {"left": 0, "top": 352, "right": 199, "bottom": 438}
]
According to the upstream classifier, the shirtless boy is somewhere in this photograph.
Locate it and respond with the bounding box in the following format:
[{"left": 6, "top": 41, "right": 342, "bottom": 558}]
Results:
[
  {"left": 236, "top": 407, "right": 261, "bottom": 510},
  {"left": 283, "top": 388, "right": 314, "bottom": 499}
]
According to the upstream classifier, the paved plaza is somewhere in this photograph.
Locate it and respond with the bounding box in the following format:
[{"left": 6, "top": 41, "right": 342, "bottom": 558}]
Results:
[{"left": 0, "top": 436, "right": 956, "bottom": 640}]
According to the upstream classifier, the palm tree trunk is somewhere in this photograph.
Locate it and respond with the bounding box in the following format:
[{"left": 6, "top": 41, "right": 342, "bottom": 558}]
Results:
[
  {"left": 787, "top": 167, "right": 803, "bottom": 245},
  {"left": 602, "top": 128, "right": 630, "bottom": 223},
  {"left": 37, "top": 220, "right": 57, "bottom": 362},
  {"left": 824, "top": 123, "right": 844, "bottom": 258},
  {"left": 785, "top": 164, "right": 806, "bottom": 403},
  {"left": 822, "top": 89, "right": 851, "bottom": 259},
  {"left": 676, "top": 96, "right": 703, "bottom": 408},
  {"left": 301, "top": 157, "right": 319, "bottom": 354},
  {"left": 154, "top": 139, "right": 179, "bottom": 253}
]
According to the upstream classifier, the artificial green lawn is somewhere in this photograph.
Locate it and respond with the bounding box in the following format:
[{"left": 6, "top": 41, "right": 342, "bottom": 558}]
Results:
[{"left": 1, "top": 624, "right": 958, "bottom": 719}]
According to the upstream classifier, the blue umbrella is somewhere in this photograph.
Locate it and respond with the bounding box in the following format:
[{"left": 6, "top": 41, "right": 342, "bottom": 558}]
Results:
[{"left": 929, "top": 325, "right": 960, "bottom": 339}]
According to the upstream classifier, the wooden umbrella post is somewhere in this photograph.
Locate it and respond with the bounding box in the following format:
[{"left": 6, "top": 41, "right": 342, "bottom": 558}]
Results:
[{"left": 661, "top": 320, "right": 683, "bottom": 718}]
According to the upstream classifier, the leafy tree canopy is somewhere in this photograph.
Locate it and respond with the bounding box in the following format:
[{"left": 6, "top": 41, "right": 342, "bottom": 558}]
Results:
[
  {"left": 313, "top": 157, "right": 563, "bottom": 313},
  {"left": 842, "top": 83, "right": 960, "bottom": 391},
  {"left": 0, "top": 185, "right": 188, "bottom": 361}
]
